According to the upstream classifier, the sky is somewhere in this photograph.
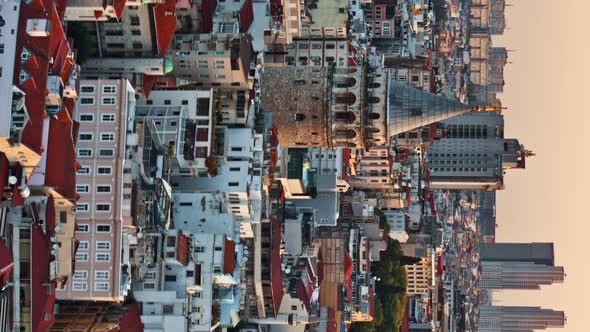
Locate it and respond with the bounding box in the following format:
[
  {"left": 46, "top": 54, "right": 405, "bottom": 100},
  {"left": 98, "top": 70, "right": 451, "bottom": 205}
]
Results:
[{"left": 493, "top": 0, "right": 590, "bottom": 331}]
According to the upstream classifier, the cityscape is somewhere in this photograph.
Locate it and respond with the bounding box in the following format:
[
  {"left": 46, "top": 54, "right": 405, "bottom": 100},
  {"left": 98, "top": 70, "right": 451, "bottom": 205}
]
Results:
[{"left": 0, "top": 0, "right": 573, "bottom": 331}]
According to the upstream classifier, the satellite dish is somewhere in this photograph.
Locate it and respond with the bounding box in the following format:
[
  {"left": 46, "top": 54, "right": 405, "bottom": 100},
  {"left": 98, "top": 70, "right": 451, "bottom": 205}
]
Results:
[
  {"left": 19, "top": 184, "right": 30, "bottom": 198},
  {"left": 8, "top": 176, "right": 18, "bottom": 185}
]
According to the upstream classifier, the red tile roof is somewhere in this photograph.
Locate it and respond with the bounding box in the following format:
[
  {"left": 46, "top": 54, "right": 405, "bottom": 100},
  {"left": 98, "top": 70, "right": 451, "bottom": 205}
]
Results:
[
  {"left": 0, "top": 240, "right": 14, "bottom": 289},
  {"left": 223, "top": 238, "right": 236, "bottom": 274},
  {"left": 113, "top": 0, "right": 127, "bottom": 19},
  {"left": 270, "top": 218, "right": 284, "bottom": 317},
  {"left": 154, "top": 0, "right": 177, "bottom": 56},
  {"left": 16, "top": 0, "right": 78, "bottom": 159},
  {"left": 239, "top": 0, "right": 254, "bottom": 32},
  {"left": 11, "top": 184, "right": 25, "bottom": 208},
  {"left": 31, "top": 224, "right": 56, "bottom": 332},
  {"left": 296, "top": 280, "right": 311, "bottom": 312},
  {"left": 343, "top": 249, "right": 353, "bottom": 286},
  {"left": 0, "top": 154, "right": 8, "bottom": 200},
  {"left": 44, "top": 116, "right": 78, "bottom": 200},
  {"left": 200, "top": 0, "right": 217, "bottom": 32},
  {"left": 317, "top": 249, "right": 324, "bottom": 286},
  {"left": 114, "top": 303, "right": 144, "bottom": 332}
]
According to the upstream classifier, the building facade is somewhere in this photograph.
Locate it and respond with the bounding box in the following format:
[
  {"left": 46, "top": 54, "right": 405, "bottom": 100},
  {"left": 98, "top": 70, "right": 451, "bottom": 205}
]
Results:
[
  {"left": 60, "top": 79, "right": 136, "bottom": 302},
  {"left": 478, "top": 306, "right": 565, "bottom": 332}
]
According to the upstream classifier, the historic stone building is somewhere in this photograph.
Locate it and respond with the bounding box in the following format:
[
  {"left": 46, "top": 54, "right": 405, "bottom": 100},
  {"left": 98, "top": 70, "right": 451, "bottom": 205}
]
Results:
[{"left": 262, "top": 65, "right": 482, "bottom": 150}]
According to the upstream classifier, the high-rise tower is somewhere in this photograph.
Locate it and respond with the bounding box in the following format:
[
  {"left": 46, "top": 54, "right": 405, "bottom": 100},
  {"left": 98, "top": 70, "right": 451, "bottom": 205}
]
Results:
[
  {"left": 479, "top": 243, "right": 564, "bottom": 290},
  {"left": 478, "top": 306, "right": 565, "bottom": 332}
]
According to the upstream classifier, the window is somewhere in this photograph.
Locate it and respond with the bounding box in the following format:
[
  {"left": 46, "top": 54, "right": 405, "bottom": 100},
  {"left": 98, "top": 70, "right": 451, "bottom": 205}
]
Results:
[
  {"left": 97, "top": 167, "right": 112, "bottom": 175},
  {"left": 78, "top": 241, "right": 89, "bottom": 250},
  {"left": 163, "top": 305, "right": 174, "bottom": 314},
  {"left": 77, "top": 166, "right": 90, "bottom": 175},
  {"left": 131, "top": 29, "right": 141, "bottom": 36},
  {"left": 164, "top": 275, "right": 177, "bottom": 282},
  {"left": 77, "top": 149, "right": 92, "bottom": 157},
  {"left": 95, "top": 271, "right": 110, "bottom": 280},
  {"left": 167, "top": 236, "right": 176, "bottom": 247},
  {"left": 96, "top": 225, "right": 111, "bottom": 235},
  {"left": 198, "top": 74, "right": 209, "bottom": 79},
  {"left": 94, "top": 282, "right": 109, "bottom": 291},
  {"left": 228, "top": 182, "right": 239, "bottom": 187},
  {"left": 96, "top": 253, "right": 111, "bottom": 262},
  {"left": 215, "top": 74, "right": 226, "bottom": 79},
  {"left": 99, "top": 149, "right": 115, "bottom": 157},
  {"left": 79, "top": 114, "right": 94, "bottom": 122},
  {"left": 77, "top": 185, "right": 89, "bottom": 193},
  {"left": 81, "top": 85, "right": 95, "bottom": 93},
  {"left": 76, "top": 204, "right": 89, "bottom": 212},
  {"left": 73, "top": 271, "right": 88, "bottom": 280},
  {"left": 214, "top": 266, "right": 222, "bottom": 273},
  {"left": 100, "top": 133, "right": 115, "bottom": 142},
  {"left": 80, "top": 97, "right": 95, "bottom": 105},
  {"left": 102, "top": 97, "right": 116, "bottom": 105},
  {"left": 79, "top": 133, "right": 93, "bottom": 141},
  {"left": 72, "top": 282, "right": 87, "bottom": 291},
  {"left": 102, "top": 85, "right": 117, "bottom": 94},
  {"left": 96, "top": 204, "right": 111, "bottom": 212},
  {"left": 101, "top": 113, "right": 115, "bottom": 122},
  {"left": 231, "top": 147, "right": 242, "bottom": 152},
  {"left": 75, "top": 253, "right": 88, "bottom": 262},
  {"left": 130, "top": 15, "right": 140, "bottom": 26},
  {"left": 96, "top": 185, "right": 111, "bottom": 193}
]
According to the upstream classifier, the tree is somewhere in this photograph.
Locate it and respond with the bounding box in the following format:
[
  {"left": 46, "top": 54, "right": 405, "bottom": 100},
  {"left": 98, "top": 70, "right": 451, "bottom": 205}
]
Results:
[{"left": 400, "top": 255, "right": 422, "bottom": 266}]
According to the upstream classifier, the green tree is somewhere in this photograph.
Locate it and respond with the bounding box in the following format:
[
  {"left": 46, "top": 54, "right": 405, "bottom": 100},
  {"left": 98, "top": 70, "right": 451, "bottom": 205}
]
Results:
[{"left": 400, "top": 255, "right": 422, "bottom": 266}]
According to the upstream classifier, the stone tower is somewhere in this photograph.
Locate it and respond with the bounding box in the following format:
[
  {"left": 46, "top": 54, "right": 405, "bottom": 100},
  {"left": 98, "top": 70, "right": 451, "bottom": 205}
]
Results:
[{"left": 262, "top": 65, "right": 480, "bottom": 149}]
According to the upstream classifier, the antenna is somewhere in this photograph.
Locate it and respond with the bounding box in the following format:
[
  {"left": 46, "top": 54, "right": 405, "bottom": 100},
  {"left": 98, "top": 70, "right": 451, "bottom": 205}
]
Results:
[{"left": 472, "top": 105, "right": 507, "bottom": 112}]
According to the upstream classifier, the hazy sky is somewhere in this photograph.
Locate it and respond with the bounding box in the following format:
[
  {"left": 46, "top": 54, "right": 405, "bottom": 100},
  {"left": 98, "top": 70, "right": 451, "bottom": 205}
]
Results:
[{"left": 493, "top": 0, "right": 590, "bottom": 330}]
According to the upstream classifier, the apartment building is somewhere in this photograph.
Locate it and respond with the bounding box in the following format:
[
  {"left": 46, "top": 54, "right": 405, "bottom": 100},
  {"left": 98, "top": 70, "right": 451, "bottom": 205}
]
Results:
[
  {"left": 135, "top": 89, "right": 215, "bottom": 177},
  {"left": 60, "top": 79, "right": 136, "bottom": 302},
  {"left": 391, "top": 67, "right": 433, "bottom": 92},
  {"left": 65, "top": 0, "right": 177, "bottom": 58},
  {"left": 169, "top": 33, "right": 254, "bottom": 89},
  {"left": 405, "top": 247, "right": 434, "bottom": 295},
  {"left": 365, "top": 0, "right": 398, "bottom": 39},
  {"left": 349, "top": 146, "right": 391, "bottom": 191},
  {"left": 264, "top": 0, "right": 350, "bottom": 67}
]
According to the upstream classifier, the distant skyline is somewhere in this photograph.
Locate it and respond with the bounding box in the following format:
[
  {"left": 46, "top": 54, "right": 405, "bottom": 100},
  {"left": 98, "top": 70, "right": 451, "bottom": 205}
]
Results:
[{"left": 494, "top": 1, "right": 590, "bottom": 331}]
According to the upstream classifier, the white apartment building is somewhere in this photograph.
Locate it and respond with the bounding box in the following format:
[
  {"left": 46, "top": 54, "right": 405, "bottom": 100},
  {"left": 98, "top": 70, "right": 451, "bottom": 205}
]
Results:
[
  {"left": 60, "top": 79, "right": 136, "bottom": 302},
  {"left": 0, "top": 0, "right": 21, "bottom": 137},
  {"left": 383, "top": 209, "right": 409, "bottom": 243},
  {"left": 136, "top": 89, "right": 215, "bottom": 176}
]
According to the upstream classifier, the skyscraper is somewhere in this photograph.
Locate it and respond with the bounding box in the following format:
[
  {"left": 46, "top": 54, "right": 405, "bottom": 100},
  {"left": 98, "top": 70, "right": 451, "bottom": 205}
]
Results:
[
  {"left": 425, "top": 113, "right": 531, "bottom": 190},
  {"left": 479, "top": 261, "right": 564, "bottom": 290},
  {"left": 479, "top": 242, "right": 555, "bottom": 266},
  {"left": 479, "top": 243, "right": 564, "bottom": 290},
  {"left": 478, "top": 306, "right": 566, "bottom": 332}
]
